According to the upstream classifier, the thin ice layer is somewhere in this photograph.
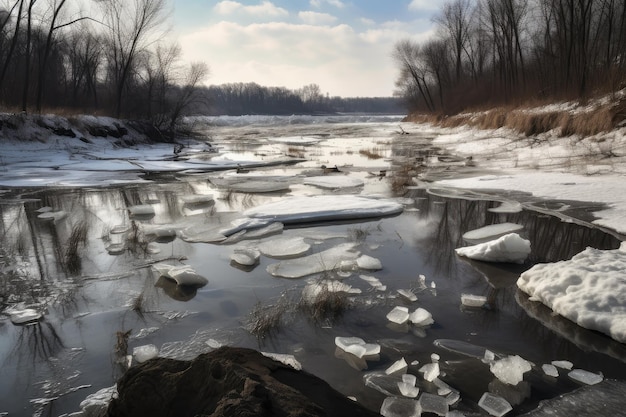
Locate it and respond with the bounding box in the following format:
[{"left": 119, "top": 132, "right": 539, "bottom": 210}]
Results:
[{"left": 517, "top": 244, "right": 626, "bottom": 343}]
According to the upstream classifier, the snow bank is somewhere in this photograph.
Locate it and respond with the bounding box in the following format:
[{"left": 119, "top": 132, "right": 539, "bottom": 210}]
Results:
[
  {"left": 517, "top": 244, "right": 626, "bottom": 343},
  {"left": 455, "top": 233, "right": 531, "bottom": 264}
]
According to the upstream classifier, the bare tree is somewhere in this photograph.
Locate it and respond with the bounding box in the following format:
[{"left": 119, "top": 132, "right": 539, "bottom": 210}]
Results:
[
  {"left": 434, "top": 0, "right": 473, "bottom": 83},
  {"left": 98, "top": 0, "right": 168, "bottom": 117}
]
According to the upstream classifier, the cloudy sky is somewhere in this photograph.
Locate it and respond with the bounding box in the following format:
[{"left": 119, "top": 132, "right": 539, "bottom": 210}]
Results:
[{"left": 171, "top": 0, "right": 444, "bottom": 97}]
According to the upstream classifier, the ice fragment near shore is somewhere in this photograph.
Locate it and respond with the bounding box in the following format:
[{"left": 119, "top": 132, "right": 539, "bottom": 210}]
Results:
[
  {"left": 552, "top": 360, "right": 573, "bottom": 370},
  {"left": 456, "top": 233, "right": 531, "bottom": 264},
  {"left": 385, "top": 357, "right": 408, "bottom": 375},
  {"left": 9, "top": 308, "right": 43, "bottom": 324},
  {"left": 356, "top": 255, "right": 382, "bottom": 270},
  {"left": 258, "top": 236, "right": 310, "bottom": 258},
  {"left": 517, "top": 245, "right": 626, "bottom": 343},
  {"left": 387, "top": 306, "right": 410, "bottom": 324},
  {"left": 79, "top": 385, "right": 117, "bottom": 417},
  {"left": 261, "top": 352, "right": 302, "bottom": 370},
  {"left": 397, "top": 289, "right": 417, "bottom": 302},
  {"left": 569, "top": 369, "right": 603, "bottom": 385},
  {"left": 490, "top": 355, "right": 532, "bottom": 385},
  {"left": 380, "top": 397, "right": 419, "bottom": 417},
  {"left": 461, "top": 293, "right": 487, "bottom": 308},
  {"left": 133, "top": 344, "right": 158, "bottom": 363},
  {"left": 478, "top": 392, "right": 512, "bottom": 416},
  {"left": 152, "top": 263, "right": 208, "bottom": 287},
  {"left": 230, "top": 248, "right": 261, "bottom": 267},
  {"left": 542, "top": 364, "right": 559, "bottom": 378},
  {"left": 335, "top": 336, "right": 380, "bottom": 359},
  {"left": 462, "top": 223, "right": 524, "bottom": 244},
  {"left": 419, "top": 362, "right": 440, "bottom": 382},
  {"left": 360, "top": 274, "right": 386, "bottom": 291},
  {"left": 397, "top": 373, "right": 420, "bottom": 398},
  {"left": 266, "top": 243, "right": 359, "bottom": 278}
]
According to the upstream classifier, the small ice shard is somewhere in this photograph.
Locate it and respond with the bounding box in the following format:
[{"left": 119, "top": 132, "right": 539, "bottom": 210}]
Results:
[
  {"left": 37, "top": 210, "right": 67, "bottom": 221},
  {"left": 360, "top": 275, "right": 385, "bottom": 290},
  {"left": 488, "top": 202, "right": 523, "bottom": 214},
  {"left": 128, "top": 204, "right": 155, "bottom": 217},
  {"left": 483, "top": 350, "right": 496, "bottom": 363},
  {"left": 335, "top": 347, "right": 369, "bottom": 371},
  {"left": 106, "top": 243, "right": 125, "bottom": 255},
  {"left": 461, "top": 293, "right": 487, "bottom": 308},
  {"left": 542, "top": 364, "right": 559, "bottom": 378},
  {"left": 419, "top": 392, "right": 449, "bottom": 416},
  {"left": 430, "top": 353, "right": 440, "bottom": 363},
  {"left": 364, "top": 372, "right": 404, "bottom": 396},
  {"left": 10, "top": 308, "right": 43, "bottom": 325},
  {"left": 397, "top": 382, "right": 419, "bottom": 398},
  {"left": 568, "top": 369, "right": 603, "bottom": 385},
  {"left": 36, "top": 206, "right": 52, "bottom": 213},
  {"left": 387, "top": 306, "right": 410, "bottom": 324},
  {"left": 478, "top": 392, "right": 512, "bottom": 416},
  {"left": 132, "top": 327, "right": 159, "bottom": 339},
  {"left": 409, "top": 308, "right": 434, "bottom": 326},
  {"left": 302, "top": 280, "right": 360, "bottom": 304},
  {"left": 133, "top": 344, "right": 158, "bottom": 363},
  {"left": 490, "top": 355, "right": 532, "bottom": 386},
  {"left": 433, "top": 378, "right": 460, "bottom": 399},
  {"left": 456, "top": 233, "right": 531, "bottom": 264},
  {"left": 419, "top": 362, "right": 440, "bottom": 382},
  {"left": 385, "top": 357, "right": 408, "bottom": 375},
  {"left": 445, "top": 390, "right": 461, "bottom": 406},
  {"left": 356, "top": 255, "right": 382, "bottom": 270},
  {"left": 402, "top": 374, "right": 417, "bottom": 386},
  {"left": 552, "top": 360, "right": 573, "bottom": 370},
  {"left": 261, "top": 352, "right": 302, "bottom": 370},
  {"left": 258, "top": 236, "right": 310, "bottom": 258},
  {"left": 380, "top": 397, "right": 419, "bottom": 417},
  {"left": 334, "top": 336, "right": 380, "bottom": 359},
  {"left": 336, "top": 336, "right": 366, "bottom": 351},
  {"left": 206, "top": 339, "right": 223, "bottom": 349},
  {"left": 230, "top": 248, "right": 261, "bottom": 267},
  {"left": 462, "top": 223, "right": 524, "bottom": 244},
  {"left": 397, "top": 289, "right": 418, "bottom": 302}
]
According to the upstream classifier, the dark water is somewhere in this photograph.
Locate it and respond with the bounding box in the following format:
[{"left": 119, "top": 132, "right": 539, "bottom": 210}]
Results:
[{"left": 0, "top": 125, "right": 624, "bottom": 416}]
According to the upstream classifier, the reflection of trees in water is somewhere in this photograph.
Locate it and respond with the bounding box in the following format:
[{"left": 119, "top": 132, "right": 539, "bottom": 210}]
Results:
[{"left": 9, "top": 321, "right": 65, "bottom": 364}]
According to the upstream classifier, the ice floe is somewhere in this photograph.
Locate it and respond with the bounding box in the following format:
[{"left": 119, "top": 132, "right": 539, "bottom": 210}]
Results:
[
  {"left": 409, "top": 308, "right": 434, "bottom": 326},
  {"left": 267, "top": 243, "right": 369, "bottom": 278},
  {"left": 478, "top": 392, "right": 512, "bottom": 416},
  {"left": 335, "top": 336, "right": 381, "bottom": 359},
  {"left": 78, "top": 385, "right": 117, "bottom": 417},
  {"left": 151, "top": 263, "right": 208, "bottom": 287},
  {"left": 132, "top": 344, "right": 159, "bottom": 363},
  {"left": 455, "top": 233, "right": 531, "bottom": 264},
  {"left": 462, "top": 222, "right": 524, "bottom": 244},
  {"left": 517, "top": 244, "right": 626, "bottom": 343},
  {"left": 230, "top": 248, "right": 261, "bottom": 267},
  {"left": 303, "top": 175, "right": 364, "bottom": 189},
  {"left": 568, "top": 369, "right": 604, "bottom": 385},
  {"left": 386, "top": 306, "right": 410, "bottom": 324},
  {"left": 258, "top": 236, "right": 311, "bottom": 258},
  {"left": 461, "top": 293, "right": 487, "bottom": 308},
  {"left": 243, "top": 195, "right": 403, "bottom": 224},
  {"left": 385, "top": 357, "right": 408, "bottom": 375},
  {"left": 489, "top": 355, "right": 532, "bottom": 386}
]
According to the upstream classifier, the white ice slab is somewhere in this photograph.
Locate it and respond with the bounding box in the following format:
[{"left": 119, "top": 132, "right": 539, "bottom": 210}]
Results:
[
  {"left": 258, "top": 236, "right": 311, "bottom": 258},
  {"left": 133, "top": 344, "right": 159, "bottom": 363},
  {"left": 568, "top": 369, "right": 604, "bottom": 385},
  {"left": 478, "top": 392, "right": 512, "bottom": 416},
  {"left": 303, "top": 176, "right": 364, "bottom": 189},
  {"left": 230, "top": 248, "right": 261, "bottom": 266},
  {"left": 463, "top": 223, "right": 524, "bottom": 244},
  {"left": 266, "top": 243, "right": 359, "bottom": 278},
  {"left": 152, "top": 263, "right": 208, "bottom": 287},
  {"left": 387, "top": 306, "right": 410, "bottom": 324},
  {"left": 518, "top": 244, "right": 626, "bottom": 343},
  {"left": 489, "top": 355, "right": 532, "bottom": 386},
  {"left": 456, "top": 233, "right": 531, "bottom": 264},
  {"left": 380, "top": 397, "right": 419, "bottom": 417},
  {"left": 243, "top": 195, "right": 403, "bottom": 224},
  {"left": 461, "top": 293, "right": 487, "bottom": 308},
  {"left": 409, "top": 308, "right": 434, "bottom": 326},
  {"left": 385, "top": 357, "right": 408, "bottom": 375},
  {"left": 419, "top": 362, "right": 440, "bottom": 382}
]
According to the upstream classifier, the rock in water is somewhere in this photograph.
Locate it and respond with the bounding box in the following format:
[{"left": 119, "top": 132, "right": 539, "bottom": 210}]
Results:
[{"left": 108, "top": 346, "right": 380, "bottom": 417}]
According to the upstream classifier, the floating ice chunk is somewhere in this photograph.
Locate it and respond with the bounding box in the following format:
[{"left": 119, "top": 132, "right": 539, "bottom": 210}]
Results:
[
  {"left": 551, "top": 360, "right": 573, "bottom": 370},
  {"left": 419, "top": 392, "right": 449, "bottom": 416},
  {"left": 461, "top": 293, "right": 487, "bottom": 307},
  {"left": 35, "top": 206, "right": 52, "bottom": 213},
  {"left": 456, "top": 233, "right": 531, "bottom": 264},
  {"left": 488, "top": 202, "right": 523, "bottom": 214},
  {"left": 133, "top": 344, "right": 158, "bottom": 363},
  {"left": 301, "top": 280, "right": 360, "bottom": 303},
  {"left": 243, "top": 195, "right": 404, "bottom": 224},
  {"left": 110, "top": 224, "right": 130, "bottom": 234},
  {"left": 206, "top": 339, "right": 223, "bottom": 349},
  {"left": 230, "top": 248, "right": 261, "bottom": 267},
  {"left": 79, "top": 385, "right": 117, "bottom": 417},
  {"left": 483, "top": 350, "right": 496, "bottom": 363},
  {"left": 490, "top": 355, "right": 532, "bottom": 385},
  {"left": 334, "top": 336, "right": 380, "bottom": 358},
  {"left": 37, "top": 210, "right": 67, "bottom": 221},
  {"left": 462, "top": 223, "right": 524, "bottom": 244},
  {"left": 267, "top": 243, "right": 359, "bottom": 278},
  {"left": 152, "top": 263, "right": 208, "bottom": 287},
  {"left": 397, "top": 382, "right": 419, "bottom": 398},
  {"left": 542, "top": 364, "right": 559, "bottom": 378},
  {"left": 336, "top": 336, "right": 366, "bottom": 351},
  {"left": 402, "top": 374, "right": 417, "bottom": 385},
  {"left": 387, "top": 306, "right": 410, "bottom": 324},
  {"left": 356, "top": 254, "right": 382, "bottom": 270},
  {"left": 568, "top": 369, "right": 604, "bottom": 385},
  {"left": 409, "top": 308, "right": 434, "bottom": 326},
  {"left": 303, "top": 176, "right": 364, "bottom": 189},
  {"left": 397, "top": 289, "right": 418, "bottom": 302},
  {"left": 9, "top": 308, "right": 43, "bottom": 325},
  {"left": 478, "top": 392, "right": 512, "bottom": 416},
  {"left": 385, "top": 357, "right": 408, "bottom": 375},
  {"left": 517, "top": 246, "right": 626, "bottom": 343},
  {"left": 364, "top": 372, "right": 404, "bottom": 396},
  {"left": 220, "top": 217, "right": 272, "bottom": 237},
  {"left": 419, "top": 362, "right": 440, "bottom": 382},
  {"left": 360, "top": 274, "right": 385, "bottom": 290},
  {"left": 430, "top": 353, "right": 440, "bottom": 363},
  {"left": 261, "top": 352, "right": 302, "bottom": 370},
  {"left": 380, "top": 397, "right": 419, "bottom": 417},
  {"left": 258, "top": 236, "right": 310, "bottom": 258}
]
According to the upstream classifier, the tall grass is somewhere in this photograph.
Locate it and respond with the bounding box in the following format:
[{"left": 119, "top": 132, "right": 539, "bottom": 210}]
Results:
[{"left": 64, "top": 221, "right": 89, "bottom": 275}]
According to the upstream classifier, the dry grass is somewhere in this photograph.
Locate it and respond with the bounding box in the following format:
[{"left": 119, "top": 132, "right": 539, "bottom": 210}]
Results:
[
  {"left": 359, "top": 148, "right": 385, "bottom": 159},
  {"left": 298, "top": 281, "right": 350, "bottom": 325},
  {"left": 245, "top": 297, "right": 291, "bottom": 339},
  {"left": 287, "top": 146, "right": 306, "bottom": 158},
  {"left": 64, "top": 221, "right": 89, "bottom": 275}
]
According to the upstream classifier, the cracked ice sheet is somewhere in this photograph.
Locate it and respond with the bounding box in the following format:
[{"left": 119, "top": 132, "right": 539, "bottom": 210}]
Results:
[
  {"left": 435, "top": 171, "right": 626, "bottom": 235},
  {"left": 266, "top": 243, "right": 360, "bottom": 278},
  {"left": 517, "top": 244, "right": 626, "bottom": 343}
]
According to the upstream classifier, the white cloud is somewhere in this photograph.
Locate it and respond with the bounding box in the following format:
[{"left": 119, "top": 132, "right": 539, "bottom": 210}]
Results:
[
  {"left": 360, "top": 17, "right": 376, "bottom": 26},
  {"left": 310, "top": 0, "right": 345, "bottom": 9},
  {"left": 298, "top": 11, "right": 338, "bottom": 25},
  {"left": 408, "top": 0, "right": 442, "bottom": 12},
  {"left": 213, "top": 1, "right": 289, "bottom": 17}
]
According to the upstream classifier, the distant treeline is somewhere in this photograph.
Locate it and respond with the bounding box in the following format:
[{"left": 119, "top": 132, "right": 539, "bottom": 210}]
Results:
[
  {"left": 202, "top": 82, "right": 404, "bottom": 115},
  {"left": 395, "top": 0, "right": 626, "bottom": 114}
]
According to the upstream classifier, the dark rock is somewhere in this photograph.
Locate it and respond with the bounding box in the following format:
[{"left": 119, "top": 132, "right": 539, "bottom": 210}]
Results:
[
  {"left": 108, "top": 346, "right": 381, "bottom": 417},
  {"left": 52, "top": 127, "right": 76, "bottom": 137}
]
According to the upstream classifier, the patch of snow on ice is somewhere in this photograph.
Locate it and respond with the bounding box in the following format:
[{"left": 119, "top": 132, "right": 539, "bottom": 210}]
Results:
[
  {"left": 517, "top": 244, "right": 626, "bottom": 343},
  {"left": 462, "top": 223, "right": 524, "bottom": 244}
]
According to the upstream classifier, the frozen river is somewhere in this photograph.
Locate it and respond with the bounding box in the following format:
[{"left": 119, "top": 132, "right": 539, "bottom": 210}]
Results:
[{"left": 0, "top": 115, "right": 625, "bottom": 416}]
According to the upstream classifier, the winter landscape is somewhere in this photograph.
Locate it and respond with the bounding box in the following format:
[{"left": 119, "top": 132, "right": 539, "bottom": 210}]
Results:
[{"left": 1, "top": 109, "right": 626, "bottom": 416}]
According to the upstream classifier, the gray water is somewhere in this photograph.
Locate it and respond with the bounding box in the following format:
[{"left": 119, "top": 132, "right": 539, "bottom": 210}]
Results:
[{"left": 1, "top": 116, "right": 624, "bottom": 416}]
